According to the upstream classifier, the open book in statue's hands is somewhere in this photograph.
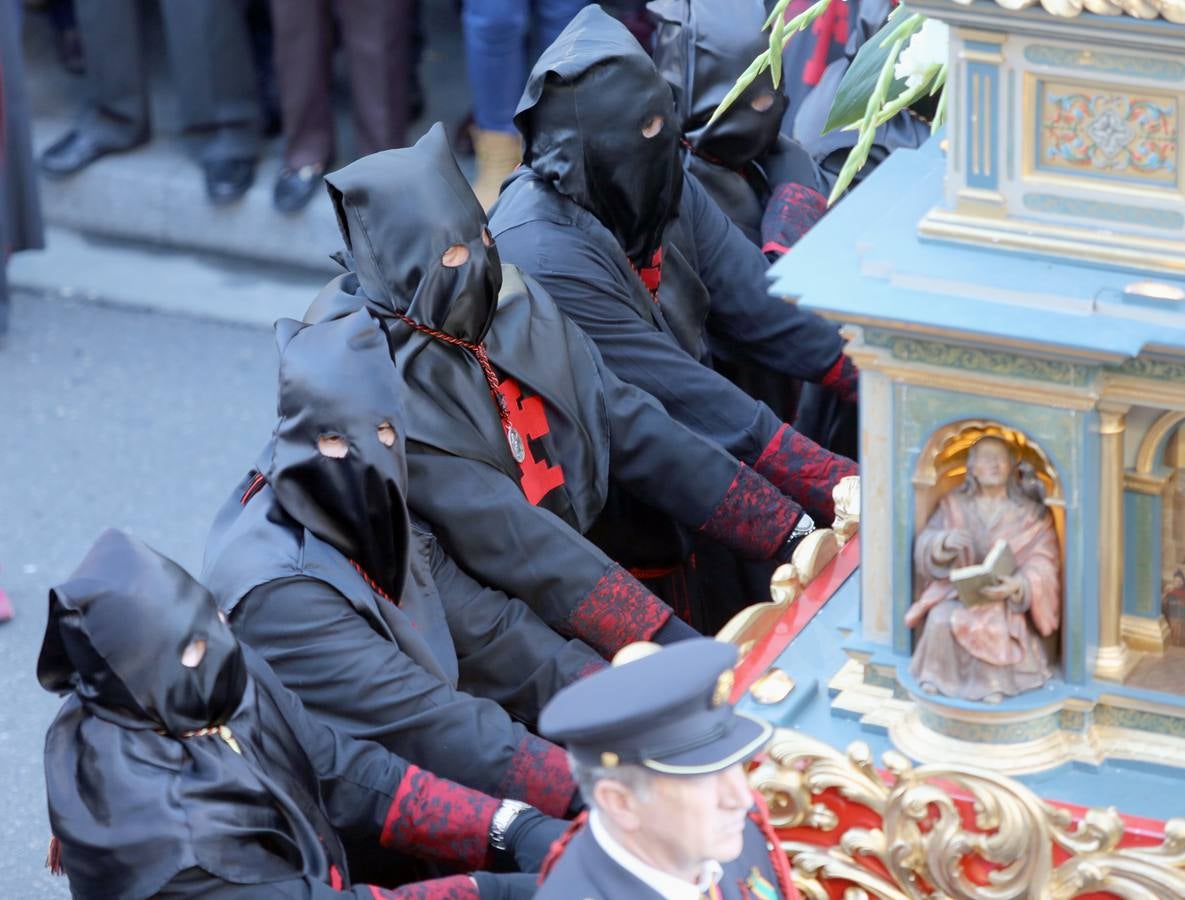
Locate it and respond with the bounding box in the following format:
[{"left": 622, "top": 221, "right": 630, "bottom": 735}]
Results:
[{"left": 950, "top": 539, "right": 1017, "bottom": 607}]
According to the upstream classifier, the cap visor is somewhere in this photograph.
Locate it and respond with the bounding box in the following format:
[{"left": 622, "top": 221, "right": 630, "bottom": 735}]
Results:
[{"left": 641, "top": 712, "right": 773, "bottom": 776}]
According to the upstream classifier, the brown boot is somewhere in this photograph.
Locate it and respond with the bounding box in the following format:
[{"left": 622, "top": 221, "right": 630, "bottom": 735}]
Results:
[{"left": 470, "top": 127, "right": 523, "bottom": 210}]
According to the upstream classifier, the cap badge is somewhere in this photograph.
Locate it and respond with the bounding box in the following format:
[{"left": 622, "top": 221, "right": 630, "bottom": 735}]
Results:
[
  {"left": 713, "top": 669, "right": 735, "bottom": 707},
  {"left": 600, "top": 751, "right": 620, "bottom": 768}
]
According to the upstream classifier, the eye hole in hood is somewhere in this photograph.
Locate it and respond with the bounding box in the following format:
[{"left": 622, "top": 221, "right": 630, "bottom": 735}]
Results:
[{"left": 515, "top": 5, "right": 685, "bottom": 265}]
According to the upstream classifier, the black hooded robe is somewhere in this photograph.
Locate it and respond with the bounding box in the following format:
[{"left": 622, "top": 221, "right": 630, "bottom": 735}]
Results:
[
  {"left": 490, "top": 7, "right": 857, "bottom": 533},
  {"left": 309, "top": 125, "right": 813, "bottom": 655},
  {"left": 649, "top": 0, "right": 859, "bottom": 462},
  {"left": 650, "top": 0, "right": 826, "bottom": 248},
  {"left": 203, "top": 311, "right": 591, "bottom": 824},
  {"left": 40, "top": 529, "right": 509, "bottom": 900}
]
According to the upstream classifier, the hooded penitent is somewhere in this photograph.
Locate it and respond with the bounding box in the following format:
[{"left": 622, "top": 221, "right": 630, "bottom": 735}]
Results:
[
  {"left": 201, "top": 307, "right": 587, "bottom": 820},
  {"left": 648, "top": 0, "right": 824, "bottom": 250},
  {"left": 266, "top": 308, "right": 410, "bottom": 602},
  {"left": 650, "top": 0, "right": 787, "bottom": 170},
  {"left": 514, "top": 5, "right": 683, "bottom": 266},
  {"left": 309, "top": 125, "right": 812, "bottom": 655},
  {"left": 39, "top": 529, "right": 345, "bottom": 898},
  {"left": 316, "top": 123, "right": 609, "bottom": 532}
]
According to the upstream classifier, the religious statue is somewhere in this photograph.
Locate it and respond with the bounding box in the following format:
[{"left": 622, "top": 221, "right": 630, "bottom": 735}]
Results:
[{"left": 906, "top": 436, "right": 1061, "bottom": 703}]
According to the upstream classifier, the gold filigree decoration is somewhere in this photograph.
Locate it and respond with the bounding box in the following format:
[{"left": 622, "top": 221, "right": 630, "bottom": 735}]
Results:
[
  {"left": 833, "top": 476, "right": 861, "bottom": 548},
  {"left": 946, "top": 0, "right": 1185, "bottom": 24},
  {"left": 717, "top": 479, "right": 859, "bottom": 650},
  {"left": 750, "top": 728, "right": 1185, "bottom": 899}
]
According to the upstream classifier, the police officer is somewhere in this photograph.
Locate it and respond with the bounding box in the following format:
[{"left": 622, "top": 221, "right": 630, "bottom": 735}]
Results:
[{"left": 536, "top": 639, "right": 800, "bottom": 899}]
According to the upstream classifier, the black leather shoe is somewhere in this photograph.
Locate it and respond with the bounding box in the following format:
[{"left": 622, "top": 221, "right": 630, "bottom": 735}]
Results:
[
  {"left": 39, "top": 127, "right": 146, "bottom": 177},
  {"left": 272, "top": 163, "right": 326, "bottom": 215},
  {"left": 204, "top": 158, "right": 255, "bottom": 206}
]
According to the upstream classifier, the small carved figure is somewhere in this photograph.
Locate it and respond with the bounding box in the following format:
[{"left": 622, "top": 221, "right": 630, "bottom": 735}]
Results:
[{"left": 906, "top": 437, "right": 1060, "bottom": 702}]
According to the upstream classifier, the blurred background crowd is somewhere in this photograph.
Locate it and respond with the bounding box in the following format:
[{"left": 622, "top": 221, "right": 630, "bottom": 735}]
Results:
[{"left": 21, "top": 0, "right": 658, "bottom": 213}]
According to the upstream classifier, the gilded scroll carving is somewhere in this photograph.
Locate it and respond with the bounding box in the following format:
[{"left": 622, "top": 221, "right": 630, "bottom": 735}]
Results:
[{"left": 749, "top": 729, "right": 1185, "bottom": 898}]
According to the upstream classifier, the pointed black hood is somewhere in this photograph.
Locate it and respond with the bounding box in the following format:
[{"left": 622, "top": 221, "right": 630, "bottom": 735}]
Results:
[
  {"left": 267, "top": 309, "right": 411, "bottom": 600},
  {"left": 649, "top": 0, "right": 788, "bottom": 169},
  {"left": 40, "top": 530, "right": 349, "bottom": 898},
  {"left": 325, "top": 123, "right": 502, "bottom": 344},
  {"left": 515, "top": 4, "right": 684, "bottom": 265},
  {"left": 38, "top": 528, "right": 246, "bottom": 735}
]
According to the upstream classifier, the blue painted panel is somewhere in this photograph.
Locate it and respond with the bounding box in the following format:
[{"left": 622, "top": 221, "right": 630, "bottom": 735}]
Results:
[
  {"left": 965, "top": 60, "right": 999, "bottom": 191},
  {"left": 767, "top": 139, "right": 1185, "bottom": 357},
  {"left": 1124, "top": 490, "right": 1163, "bottom": 619}
]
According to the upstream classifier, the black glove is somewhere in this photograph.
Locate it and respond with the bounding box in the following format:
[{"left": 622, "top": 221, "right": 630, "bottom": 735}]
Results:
[
  {"left": 651, "top": 613, "right": 698, "bottom": 645},
  {"left": 503, "top": 807, "right": 568, "bottom": 873},
  {"left": 472, "top": 872, "right": 539, "bottom": 900},
  {"left": 761, "top": 182, "right": 828, "bottom": 259}
]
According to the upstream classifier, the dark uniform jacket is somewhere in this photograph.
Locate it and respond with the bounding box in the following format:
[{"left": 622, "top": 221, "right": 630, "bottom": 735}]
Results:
[
  {"left": 202, "top": 311, "right": 589, "bottom": 820},
  {"left": 536, "top": 804, "right": 798, "bottom": 900},
  {"left": 491, "top": 8, "right": 856, "bottom": 526},
  {"left": 307, "top": 126, "right": 809, "bottom": 657},
  {"left": 40, "top": 530, "right": 503, "bottom": 900}
]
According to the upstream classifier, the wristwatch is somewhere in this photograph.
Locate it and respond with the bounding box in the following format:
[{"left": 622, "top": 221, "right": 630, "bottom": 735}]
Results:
[
  {"left": 785, "top": 513, "right": 816, "bottom": 557},
  {"left": 489, "top": 799, "right": 530, "bottom": 851}
]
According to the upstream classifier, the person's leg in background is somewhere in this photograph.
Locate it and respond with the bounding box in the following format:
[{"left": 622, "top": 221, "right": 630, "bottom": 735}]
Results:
[
  {"left": 528, "top": 0, "right": 588, "bottom": 62},
  {"left": 461, "top": 0, "right": 527, "bottom": 209},
  {"left": 160, "top": 0, "right": 261, "bottom": 204},
  {"left": 269, "top": 0, "right": 335, "bottom": 213},
  {"left": 39, "top": 0, "right": 150, "bottom": 177},
  {"left": 337, "top": 0, "right": 413, "bottom": 157}
]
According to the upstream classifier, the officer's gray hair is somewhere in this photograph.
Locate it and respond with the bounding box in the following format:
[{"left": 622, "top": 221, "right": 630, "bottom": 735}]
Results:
[{"left": 569, "top": 754, "right": 654, "bottom": 809}]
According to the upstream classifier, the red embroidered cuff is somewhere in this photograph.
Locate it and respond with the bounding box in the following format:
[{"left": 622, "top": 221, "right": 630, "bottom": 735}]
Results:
[
  {"left": 380, "top": 765, "right": 497, "bottom": 870},
  {"left": 699, "top": 463, "right": 801, "bottom": 560},
  {"left": 761, "top": 240, "right": 790, "bottom": 257},
  {"left": 370, "top": 875, "right": 480, "bottom": 899},
  {"left": 820, "top": 353, "right": 858, "bottom": 405},
  {"left": 498, "top": 733, "right": 577, "bottom": 818},
  {"left": 569, "top": 563, "right": 672, "bottom": 657},
  {"left": 754, "top": 423, "right": 858, "bottom": 522}
]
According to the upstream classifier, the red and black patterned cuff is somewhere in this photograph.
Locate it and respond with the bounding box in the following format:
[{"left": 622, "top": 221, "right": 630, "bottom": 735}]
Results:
[
  {"left": 699, "top": 463, "right": 801, "bottom": 561},
  {"left": 820, "top": 353, "right": 858, "bottom": 405},
  {"left": 380, "top": 765, "right": 497, "bottom": 870},
  {"left": 569, "top": 563, "right": 673, "bottom": 658},
  {"left": 754, "top": 423, "right": 858, "bottom": 523},
  {"left": 498, "top": 733, "right": 577, "bottom": 818},
  {"left": 370, "top": 876, "right": 480, "bottom": 899}
]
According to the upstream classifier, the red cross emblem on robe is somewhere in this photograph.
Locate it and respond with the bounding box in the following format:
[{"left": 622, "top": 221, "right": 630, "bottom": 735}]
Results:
[{"left": 496, "top": 377, "right": 566, "bottom": 505}]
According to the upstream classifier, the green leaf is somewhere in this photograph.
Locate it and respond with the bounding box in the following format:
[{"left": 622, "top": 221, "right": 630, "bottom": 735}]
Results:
[{"left": 822, "top": 16, "right": 913, "bottom": 135}]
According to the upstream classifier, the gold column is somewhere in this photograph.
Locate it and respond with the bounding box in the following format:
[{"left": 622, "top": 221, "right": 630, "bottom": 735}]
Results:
[{"left": 1096, "top": 404, "right": 1134, "bottom": 681}]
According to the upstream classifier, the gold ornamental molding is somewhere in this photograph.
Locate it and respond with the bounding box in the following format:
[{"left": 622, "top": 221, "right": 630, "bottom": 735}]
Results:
[
  {"left": 946, "top": 0, "right": 1185, "bottom": 24},
  {"left": 750, "top": 727, "right": 1185, "bottom": 900}
]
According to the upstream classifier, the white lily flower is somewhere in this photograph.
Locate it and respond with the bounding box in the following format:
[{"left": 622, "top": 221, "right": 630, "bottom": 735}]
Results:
[{"left": 894, "top": 19, "right": 949, "bottom": 90}]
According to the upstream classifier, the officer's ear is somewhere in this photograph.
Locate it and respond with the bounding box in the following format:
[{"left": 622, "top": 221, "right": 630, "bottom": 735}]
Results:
[{"left": 592, "top": 778, "right": 646, "bottom": 834}]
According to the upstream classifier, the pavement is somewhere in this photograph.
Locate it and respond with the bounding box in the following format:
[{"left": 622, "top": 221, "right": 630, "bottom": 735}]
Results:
[
  {"left": 0, "top": 1, "right": 475, "bottom": 889},
  {"left": 0, "top": 290, "right": 279, "bottom": 893}
]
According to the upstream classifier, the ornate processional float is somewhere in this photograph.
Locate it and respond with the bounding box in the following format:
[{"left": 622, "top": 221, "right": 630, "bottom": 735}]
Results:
[{"left": 721, "top": 1, "right": 1185, "bottom": 895}]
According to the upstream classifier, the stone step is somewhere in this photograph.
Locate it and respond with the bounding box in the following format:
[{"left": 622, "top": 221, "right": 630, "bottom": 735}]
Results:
[
  {"left": 10, "top": 225, "right": 325, "bottom": 329},
  {"left": 32, "top": 119, "right": 343, "bottom": 276}
]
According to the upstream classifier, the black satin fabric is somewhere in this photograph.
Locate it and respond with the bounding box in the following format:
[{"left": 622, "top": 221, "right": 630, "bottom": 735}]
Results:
[
  {"left": 514, "top": 5, "right": 683, "bottom": 266},
  {"left": 308, "top": 127, "right": 610, "bottom": 534},
  {"left": 267, "top": 309, "right": 411, "bottom": 601},
  {"left": 650, "top": 0, "right": 788, "bottom": 169},
  {"left": 38, "top": 530, "right": 345, "bottom": 899},
  {"left": 325, "top": 123, "right": 502, "bottom": 345}
]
